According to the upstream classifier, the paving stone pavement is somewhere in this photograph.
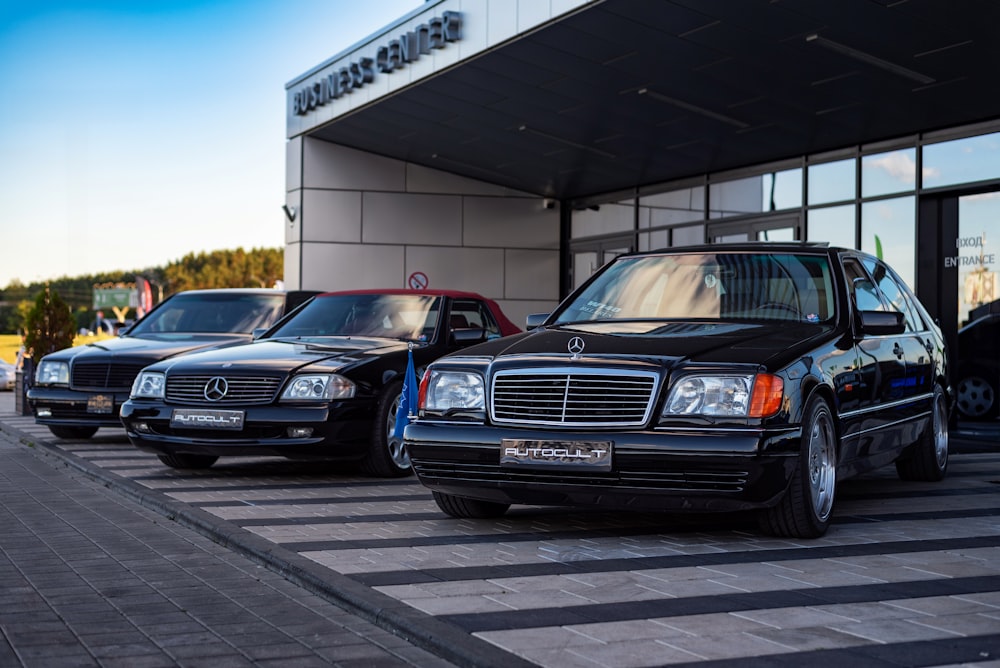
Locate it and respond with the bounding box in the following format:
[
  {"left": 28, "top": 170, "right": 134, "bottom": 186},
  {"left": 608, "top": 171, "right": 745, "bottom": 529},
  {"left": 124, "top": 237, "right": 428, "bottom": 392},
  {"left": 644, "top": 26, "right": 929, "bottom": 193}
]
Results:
[
  {"left": 0, "top": 394, "right": 464, "bottom": 668},
  {"left": 2, "top": 389, "right": 1000, "bottom": 667}
]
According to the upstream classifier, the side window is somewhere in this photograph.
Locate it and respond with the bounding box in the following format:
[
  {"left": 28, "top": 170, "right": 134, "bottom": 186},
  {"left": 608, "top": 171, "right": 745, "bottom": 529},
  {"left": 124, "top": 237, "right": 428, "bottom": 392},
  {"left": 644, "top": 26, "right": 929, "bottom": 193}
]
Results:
[
  {"left": 864, "top": 259, "right": 923, "bottom": 332},
  {"left": 451, "top": 300, "right": 502, "bottom": 339},
  {"left": 843, "top": 259, "right": 884, "bottom": 312}
]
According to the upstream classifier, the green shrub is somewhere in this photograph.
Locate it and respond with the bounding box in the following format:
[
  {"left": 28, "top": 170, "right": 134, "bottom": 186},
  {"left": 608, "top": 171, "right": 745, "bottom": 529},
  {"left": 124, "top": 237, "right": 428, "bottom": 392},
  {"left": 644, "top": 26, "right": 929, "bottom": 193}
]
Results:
[{"left": 24, "top": 287, "right": 77, "bottom": 364}]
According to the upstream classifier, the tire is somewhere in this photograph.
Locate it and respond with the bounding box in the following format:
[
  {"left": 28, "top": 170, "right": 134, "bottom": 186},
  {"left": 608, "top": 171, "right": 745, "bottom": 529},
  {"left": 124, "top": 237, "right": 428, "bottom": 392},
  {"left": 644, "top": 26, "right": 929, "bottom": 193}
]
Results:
[
  {"left": 896, "top": 385, "right": 949, "bottom": 482},
  {"left": 48, "top": 425, "right": 99, "bottom": 440},
  {"left": 955, "top": 373, "right": 998, "bottom": 420},
  {"left": 432, "top": 491, "right": 510, "bottom": 519},
  {"left": 359, "top": 381, "right": 413, "bottom": 477},
  {"left": 759, "top": 395, "right": 837, "bottom": 539},
  {"left": 157, "top": 453, "right": 218, "bottom": 469}
]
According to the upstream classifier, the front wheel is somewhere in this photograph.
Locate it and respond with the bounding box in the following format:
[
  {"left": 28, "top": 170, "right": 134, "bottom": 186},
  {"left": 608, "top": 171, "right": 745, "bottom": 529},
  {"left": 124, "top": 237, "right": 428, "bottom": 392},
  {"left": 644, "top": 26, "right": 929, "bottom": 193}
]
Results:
[
  {"left": 48, "top": 425, "right": 98, "bottom": 440},
  {"left": 759, "top": 395, "right": 837, "bottom": 539},
  {"left": 157, "top": 453, "right": 218, "bottom": 469},
  {"left": 896, "top": 385, "right": 949, "bottom": 482},
  {"left": 432, "top": 491, "right": 510, "bottom": 519},
  {"left": 359, "top": 381, "right": 413, "bottom": 477}
]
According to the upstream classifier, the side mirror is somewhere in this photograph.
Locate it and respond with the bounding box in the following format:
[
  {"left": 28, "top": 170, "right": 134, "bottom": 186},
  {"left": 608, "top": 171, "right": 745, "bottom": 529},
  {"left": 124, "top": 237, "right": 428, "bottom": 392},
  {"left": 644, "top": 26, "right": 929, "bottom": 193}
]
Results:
[
  {"left": 859, "top": 310, "right": 905, "bottom": 335},
  {"left": 525, "top": 313, "right": 549, "bottom": 330},
  {"left": 452, "top": 327, "right": 486, "bottom": 345}
]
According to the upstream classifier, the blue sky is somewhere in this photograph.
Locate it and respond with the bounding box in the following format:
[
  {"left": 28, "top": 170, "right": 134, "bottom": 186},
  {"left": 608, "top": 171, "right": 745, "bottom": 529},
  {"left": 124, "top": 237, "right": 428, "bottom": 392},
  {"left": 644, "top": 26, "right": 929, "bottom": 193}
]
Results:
[{"left": 0, "top": 0, "right": 421, "bottom": 287}]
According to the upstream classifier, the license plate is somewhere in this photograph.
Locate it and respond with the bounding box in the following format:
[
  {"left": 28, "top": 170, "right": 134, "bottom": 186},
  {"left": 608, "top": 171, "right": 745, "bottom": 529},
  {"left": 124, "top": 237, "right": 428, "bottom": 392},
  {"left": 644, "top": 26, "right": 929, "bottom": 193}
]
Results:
[
  {"left": 87, "top": 394, "right": 114, "bottom": 414},
  {"left": 500, "top": 439, "right": 612, "bottom": 471},
  {"left": 170, "top": 408, "right": 245, "bottom": 430}
]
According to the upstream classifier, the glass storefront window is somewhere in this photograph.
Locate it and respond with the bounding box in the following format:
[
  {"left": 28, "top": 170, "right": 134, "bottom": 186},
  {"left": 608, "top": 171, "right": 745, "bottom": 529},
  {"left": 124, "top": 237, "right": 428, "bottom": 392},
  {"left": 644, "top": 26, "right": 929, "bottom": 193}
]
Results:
[
  {"left": 807, "top": 205, "right": 855, "bottom": 249},
  {"left": 640, "top": 186, "right": 704, "bottom": 212},
  {"left": 956, "top": 192, "right": 1000, "bottom": 325},
  {"left": 762, "top": 168, "right": 802, "bottom": 211},
  {"left": 672, "top": 225, "right": 704, "bottom": 246},
  {"left": 572, "top": 201, "right": 634, "bottom": 238},
  {"left": 924, "top": 131, "right": 1000, "bottom": 189},
  {"left": 709, "top": 176, "right": 764, "bottom": 218},
  {"left": 808, "top": 159, "right": 855, "bottom": 205},
  {"left": 862, "top": 149, "right": 916, "bottom": 197},
  {"left": 861, "top": 196, "right": 916, "bottom": 288}
]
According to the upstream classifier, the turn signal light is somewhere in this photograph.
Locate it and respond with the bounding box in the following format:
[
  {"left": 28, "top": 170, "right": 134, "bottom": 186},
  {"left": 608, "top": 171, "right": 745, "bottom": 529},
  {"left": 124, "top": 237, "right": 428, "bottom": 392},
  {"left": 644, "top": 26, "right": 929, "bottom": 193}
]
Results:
[{"left": 749, "top": 374, "right": 783, "bottom": 418}]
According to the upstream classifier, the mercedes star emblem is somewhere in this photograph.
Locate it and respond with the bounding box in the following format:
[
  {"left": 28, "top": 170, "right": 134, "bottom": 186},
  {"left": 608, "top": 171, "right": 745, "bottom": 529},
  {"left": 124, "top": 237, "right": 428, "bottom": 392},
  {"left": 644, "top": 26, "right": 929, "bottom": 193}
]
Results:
[
  {"left": 568, "top": 336, "right": 585, "bottom": 357},
  {"left": 204, "top": 377, "right": 229, "bottom": 401}
]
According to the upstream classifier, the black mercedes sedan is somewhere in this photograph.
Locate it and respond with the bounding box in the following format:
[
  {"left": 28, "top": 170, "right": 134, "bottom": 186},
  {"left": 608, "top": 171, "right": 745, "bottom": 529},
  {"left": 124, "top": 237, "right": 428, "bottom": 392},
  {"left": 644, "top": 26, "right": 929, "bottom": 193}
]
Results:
[
  {"left": 405, "top": 243, "right": 952, "bottom": 538},
  {"left": 29, "top": 289, "right": 317, "bottom": 439},
  {"left": 119, "top": 289, "right": 520, "bottom": 477}
]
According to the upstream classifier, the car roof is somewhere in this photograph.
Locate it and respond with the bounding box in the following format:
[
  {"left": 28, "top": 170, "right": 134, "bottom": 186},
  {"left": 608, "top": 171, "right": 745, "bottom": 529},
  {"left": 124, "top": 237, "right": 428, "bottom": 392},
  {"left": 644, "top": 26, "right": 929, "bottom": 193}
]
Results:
[
  {"left": 630, "top": 242, "right": 843, "bottom": 256},
  {"left": 173, "top": 288, "right": 298, "bottom": 296},
  {"left": 315, "top": 289, "right": 494, "bottom": 299}
]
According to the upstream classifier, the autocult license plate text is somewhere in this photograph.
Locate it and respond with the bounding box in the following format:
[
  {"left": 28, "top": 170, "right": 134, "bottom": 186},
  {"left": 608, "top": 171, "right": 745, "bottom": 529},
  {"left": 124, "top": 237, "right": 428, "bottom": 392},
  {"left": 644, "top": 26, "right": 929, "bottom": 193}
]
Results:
[
  {"left": 500, "top": 439, "right": 612, "bottom": 471},
  {"left": 170, "top": 409, "right": 245, "bottom": 430}
]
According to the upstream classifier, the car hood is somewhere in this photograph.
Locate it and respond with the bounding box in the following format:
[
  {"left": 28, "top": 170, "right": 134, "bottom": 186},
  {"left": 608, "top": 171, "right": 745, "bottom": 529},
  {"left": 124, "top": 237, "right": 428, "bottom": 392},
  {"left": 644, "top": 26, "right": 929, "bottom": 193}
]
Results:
[
  {"left": 41, "top": 333, "right": 254, "bottom": 363},
  {"left": 152, "top": 337, "right": 412, "bottom": 374},
  {"left": 471, "top": 321, "right": 836, "bottom": 370}
]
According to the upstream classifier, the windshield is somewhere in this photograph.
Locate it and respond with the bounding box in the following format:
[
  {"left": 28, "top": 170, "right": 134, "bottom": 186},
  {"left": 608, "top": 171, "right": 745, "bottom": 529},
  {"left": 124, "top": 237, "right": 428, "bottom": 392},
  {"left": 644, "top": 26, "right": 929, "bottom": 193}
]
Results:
[
  {"left": 268, "top": 294, "right": 441, "bottom": 341},
  {"left": 129, "top": 293, "right": 286, "bottom": 335},
  {"left": 554, "top": 252, "right": 835, "bottom": 324}
]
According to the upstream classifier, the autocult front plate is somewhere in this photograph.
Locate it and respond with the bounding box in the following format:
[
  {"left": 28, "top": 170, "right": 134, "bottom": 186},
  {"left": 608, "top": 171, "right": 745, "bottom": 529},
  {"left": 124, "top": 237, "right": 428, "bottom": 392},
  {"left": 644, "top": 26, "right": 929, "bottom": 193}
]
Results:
[{"left": 500, "top": 439, "right": 612, "bottom": 471}]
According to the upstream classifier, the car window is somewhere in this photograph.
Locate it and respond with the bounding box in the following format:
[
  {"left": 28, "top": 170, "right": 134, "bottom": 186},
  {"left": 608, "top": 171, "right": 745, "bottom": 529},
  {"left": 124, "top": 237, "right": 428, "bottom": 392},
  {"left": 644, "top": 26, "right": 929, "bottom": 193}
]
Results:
[
  {"left": 269, "top": 294, "right": 441, "bottom": 341},
  {"left": 843, "top": 259, "right": 885, "bottom": 313},
  {"left": 553, "top": 252, "right": 834, "bottom": 324},
  {"left": 450, "top": 300, "right": 502, "bottom": 339},
  {"left": 129, "top": 293, "right": 287, "bottom": 334},
  {"left": 863, "top": 258, "right": 924, "bottom": 332}
]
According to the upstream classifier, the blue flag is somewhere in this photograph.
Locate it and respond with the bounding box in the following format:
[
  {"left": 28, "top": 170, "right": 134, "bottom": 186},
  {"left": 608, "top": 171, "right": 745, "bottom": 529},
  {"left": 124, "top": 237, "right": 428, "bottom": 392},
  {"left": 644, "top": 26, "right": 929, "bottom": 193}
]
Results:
[{"left": 393, "top": 346, "right": 418, "bottom": 440}]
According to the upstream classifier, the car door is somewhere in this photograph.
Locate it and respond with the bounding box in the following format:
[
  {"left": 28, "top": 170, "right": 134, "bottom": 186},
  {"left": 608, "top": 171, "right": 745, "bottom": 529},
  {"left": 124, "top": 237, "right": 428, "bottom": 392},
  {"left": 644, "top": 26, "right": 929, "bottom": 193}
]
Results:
[
  {"left": 863, "top": 258, "right": 936, "bottom": 408},
  {"left": 842, "top": 258, "right": 911, "bottom": 463}
]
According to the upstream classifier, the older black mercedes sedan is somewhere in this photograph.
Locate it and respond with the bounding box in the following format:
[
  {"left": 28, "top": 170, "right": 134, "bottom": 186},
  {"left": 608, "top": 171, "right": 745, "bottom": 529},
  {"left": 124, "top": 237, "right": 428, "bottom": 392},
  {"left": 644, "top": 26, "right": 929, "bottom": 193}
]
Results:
[
  {"left": 405, "top": 244, "right": 951, "bottom": 538},
  {"left": 119, "top": 289, "right": 520, "bottom": 477},
  {"left": 29, "top": 289, "right": 317, "bottom": 440}
]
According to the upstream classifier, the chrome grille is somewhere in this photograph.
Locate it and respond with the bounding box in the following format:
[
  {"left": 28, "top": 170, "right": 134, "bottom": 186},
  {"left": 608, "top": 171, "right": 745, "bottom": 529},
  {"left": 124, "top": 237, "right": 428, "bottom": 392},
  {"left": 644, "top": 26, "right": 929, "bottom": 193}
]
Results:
[
  {"left": 491, "top": 368, "right": 659, "bottom": 427},
  {"left": 72, "top": 362, "right": 147, "bottom": 390},
  {"left": 165, "top": 375, "right": 282, "bottom": 404}
]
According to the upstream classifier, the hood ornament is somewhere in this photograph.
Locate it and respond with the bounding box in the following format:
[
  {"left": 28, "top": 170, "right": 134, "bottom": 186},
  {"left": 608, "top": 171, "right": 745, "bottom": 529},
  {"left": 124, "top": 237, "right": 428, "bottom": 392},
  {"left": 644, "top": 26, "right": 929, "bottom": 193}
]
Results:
[{"left": 567, "top": 336, "right": 585, "bottom": 360}]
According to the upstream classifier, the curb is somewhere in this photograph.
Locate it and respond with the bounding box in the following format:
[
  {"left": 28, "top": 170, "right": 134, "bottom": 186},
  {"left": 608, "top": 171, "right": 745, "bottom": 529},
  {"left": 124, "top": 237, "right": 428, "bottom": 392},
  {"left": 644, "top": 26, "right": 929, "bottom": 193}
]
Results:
[{"left": 0, "top": 419, "right": 533, "bottom": 668}]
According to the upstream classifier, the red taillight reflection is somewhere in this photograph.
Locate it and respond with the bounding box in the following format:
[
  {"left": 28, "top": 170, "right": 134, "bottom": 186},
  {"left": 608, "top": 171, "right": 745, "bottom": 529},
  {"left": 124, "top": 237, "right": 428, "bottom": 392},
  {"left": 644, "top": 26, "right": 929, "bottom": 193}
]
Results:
[{"left": 417, "top": 369, "right": 430, "bottom": 411}]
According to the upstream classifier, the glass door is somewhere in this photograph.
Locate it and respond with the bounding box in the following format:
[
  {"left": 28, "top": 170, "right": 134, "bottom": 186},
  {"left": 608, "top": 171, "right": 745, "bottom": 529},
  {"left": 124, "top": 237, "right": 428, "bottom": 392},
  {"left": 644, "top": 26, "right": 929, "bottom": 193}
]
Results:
[
  {"left": 707, "top": 215, "right": 801, "bottom": 244},
  {"left": 953, "top": 192, "right": 1000, "bottom": 420}
]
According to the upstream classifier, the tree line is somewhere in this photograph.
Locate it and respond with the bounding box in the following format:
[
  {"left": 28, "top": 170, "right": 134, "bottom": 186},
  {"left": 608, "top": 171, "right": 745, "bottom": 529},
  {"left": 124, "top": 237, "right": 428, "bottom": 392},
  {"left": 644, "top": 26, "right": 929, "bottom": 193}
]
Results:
[{"left": 0, "top": 247, "right": 283, "bottom": 335}]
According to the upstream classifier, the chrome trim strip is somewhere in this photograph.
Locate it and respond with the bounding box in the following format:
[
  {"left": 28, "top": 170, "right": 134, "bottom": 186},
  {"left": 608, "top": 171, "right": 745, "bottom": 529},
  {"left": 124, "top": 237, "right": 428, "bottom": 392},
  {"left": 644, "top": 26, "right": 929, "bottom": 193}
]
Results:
[{"left": 838, "top": 392, "right": 933, "bottom": 420}]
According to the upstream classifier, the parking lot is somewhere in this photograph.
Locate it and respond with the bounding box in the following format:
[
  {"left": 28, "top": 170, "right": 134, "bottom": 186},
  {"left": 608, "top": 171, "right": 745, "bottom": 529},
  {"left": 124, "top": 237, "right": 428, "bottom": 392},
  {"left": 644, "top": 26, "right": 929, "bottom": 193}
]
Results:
[{"left": 2, "top": 391, "right": 998, "bottom": 667}]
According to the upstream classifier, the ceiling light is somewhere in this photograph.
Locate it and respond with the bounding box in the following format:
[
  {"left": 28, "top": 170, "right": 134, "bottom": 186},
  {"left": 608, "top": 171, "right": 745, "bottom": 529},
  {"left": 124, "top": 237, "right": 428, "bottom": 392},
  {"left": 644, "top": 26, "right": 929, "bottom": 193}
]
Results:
[{"left": 806, "top": 34, "right": 935, "bottom": 85}]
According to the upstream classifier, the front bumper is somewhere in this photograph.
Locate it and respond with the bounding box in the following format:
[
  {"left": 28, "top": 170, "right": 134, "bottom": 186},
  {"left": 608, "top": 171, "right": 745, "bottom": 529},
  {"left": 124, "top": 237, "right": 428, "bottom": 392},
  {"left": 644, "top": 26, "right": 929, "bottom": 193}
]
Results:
[
  {"left": 120, "top": 399, "right": 376, "bottom": 461},
  {"left": 405, "top": 422, "right": 802, "bottom": 513},
  {"left": 27, "top": 386, "right": 130, "bottom": 428}
]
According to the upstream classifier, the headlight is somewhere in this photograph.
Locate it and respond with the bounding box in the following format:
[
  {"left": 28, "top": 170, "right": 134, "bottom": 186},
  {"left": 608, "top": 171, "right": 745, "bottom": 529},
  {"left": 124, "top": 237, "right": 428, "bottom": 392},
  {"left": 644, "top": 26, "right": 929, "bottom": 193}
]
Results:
[
  {"left": 281, "top": 374, "right": 355, "bottom": 401},
  {"left": 131, "top": 371, "right": 165, "bottom": 399},
  {"left": 422, "top": 370, "right": 485, "bottom": 412},
  {"left": 663, "top": 373, "right": 783, "bottom": 418},
  {"left": 35, "top": 360, "right": 69, "bottom": 386}
]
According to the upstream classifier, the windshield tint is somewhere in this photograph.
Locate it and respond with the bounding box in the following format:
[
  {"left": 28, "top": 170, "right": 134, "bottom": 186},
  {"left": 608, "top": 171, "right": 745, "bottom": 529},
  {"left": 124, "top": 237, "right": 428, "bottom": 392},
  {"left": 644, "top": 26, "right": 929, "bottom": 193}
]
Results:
[
  {"left": 129, "top": 293, "right": 287, "bottom": 334},
  {"left": 269, "top": 294, "right": 441, "bottom": 341},
  {"left": 555, "top": 252, "right": 835, "bottom": 324}
]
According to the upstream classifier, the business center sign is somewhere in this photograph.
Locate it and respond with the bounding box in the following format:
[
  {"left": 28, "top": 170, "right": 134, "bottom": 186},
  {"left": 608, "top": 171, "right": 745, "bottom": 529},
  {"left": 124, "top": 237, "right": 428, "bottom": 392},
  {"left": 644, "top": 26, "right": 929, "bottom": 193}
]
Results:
[{"left": 292, "top": 11, "right": 462, "bottom": 117}]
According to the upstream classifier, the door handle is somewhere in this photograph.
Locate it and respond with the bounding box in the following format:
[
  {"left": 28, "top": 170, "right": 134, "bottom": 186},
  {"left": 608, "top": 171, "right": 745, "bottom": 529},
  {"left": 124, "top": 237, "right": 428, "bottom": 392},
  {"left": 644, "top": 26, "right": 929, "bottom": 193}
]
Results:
[{"left": 893, "top": 343, "right": 904, "bottom": 359}]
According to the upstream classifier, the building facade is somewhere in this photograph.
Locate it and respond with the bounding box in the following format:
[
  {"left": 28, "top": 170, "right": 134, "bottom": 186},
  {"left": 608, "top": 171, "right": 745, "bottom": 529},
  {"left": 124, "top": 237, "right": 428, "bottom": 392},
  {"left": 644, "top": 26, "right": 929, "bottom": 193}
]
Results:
[{"left": 284, "top": 0, "right": 1000, "bottom": 362}]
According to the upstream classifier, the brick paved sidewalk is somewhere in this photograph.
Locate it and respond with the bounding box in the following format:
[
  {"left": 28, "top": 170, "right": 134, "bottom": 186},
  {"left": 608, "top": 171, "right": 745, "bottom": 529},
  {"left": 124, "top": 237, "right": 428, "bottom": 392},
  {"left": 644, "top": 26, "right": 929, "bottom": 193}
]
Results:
[{"left": 0, "top": 424, "right": 453, "bottom": 668}]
